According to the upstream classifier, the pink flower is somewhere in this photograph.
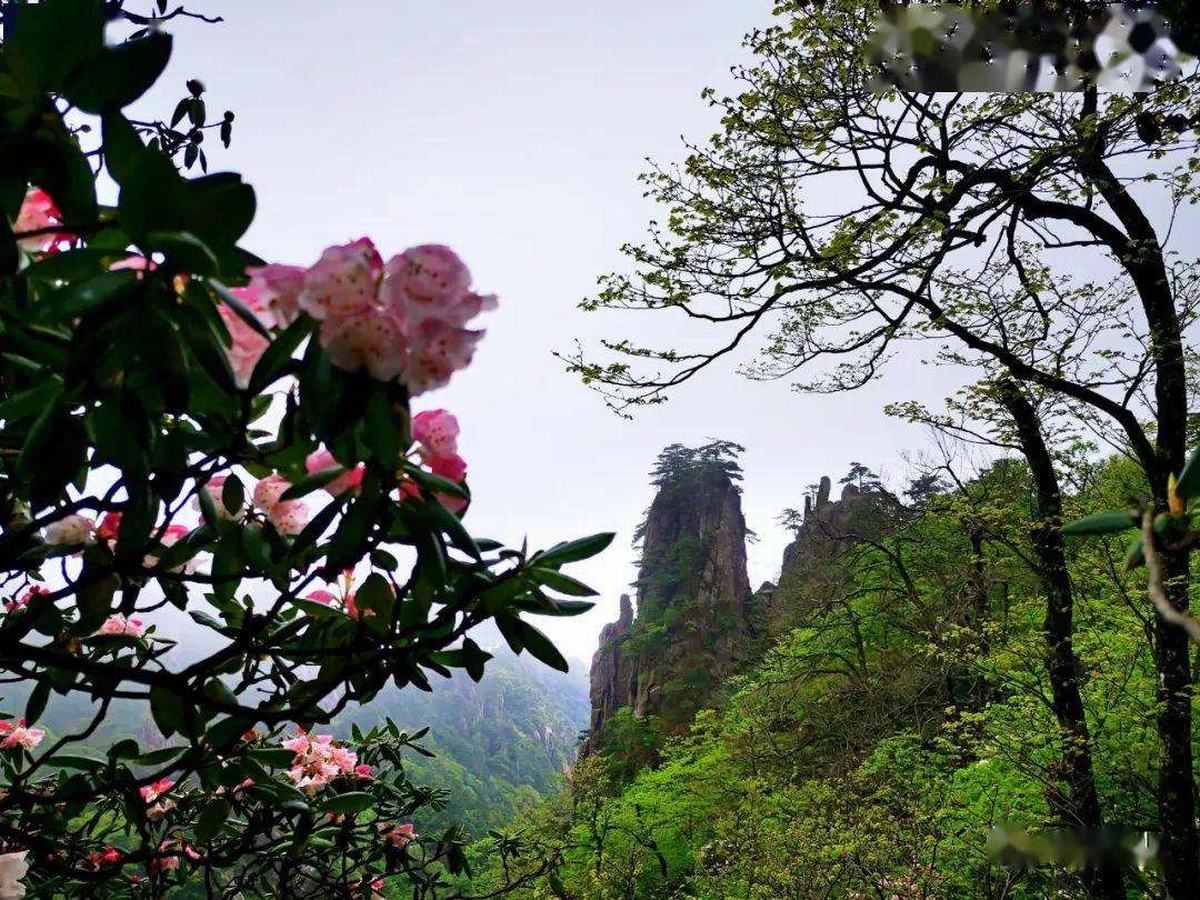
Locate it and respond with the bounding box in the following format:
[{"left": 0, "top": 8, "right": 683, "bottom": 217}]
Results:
[
  {"left": 253, "top": 474, "right": 291, "bottom": 513},
  {"left": 305, "top": 448, "right": 365, "bottom": 497},
  {"left": 218, "top": 288, "right": 272, "bottom": 389},
  {"left": 96, "top": 511, "right": 122, "bottom": 543},
  {"left": 384, "top": 822, "right": 416, "bottom": 847},
  {"left": 246, "top": 264, "right": 306, "bottom": 327},
  {"left": 427, "top": 452, "right": 467, "bottom": 484},
  {"left": 307, "top": 590, "right": 339, "bottom": 606},
  {"left": 196, "top": 474, "right": 242, "bottom": 521},
  {"left": 380, "top": 245, "right": 496, "bottom": 328},
  {"left": 88, "top": 847, "right": 123, "bottom": 867},
  {"left": 148, "top": 839, "right": 198, "bottom": 874},
  {"left": 44, "top": 514, "right": 94, "bottom": 547},
  {"left": 4, "top": 585, "right": 48, "bottom": 614},
  {"left": 281, "top": 729, "right": 361, "bottom": 795},
  {"left": 139, "top": 777, "right": 174, "bottom": 804},
  {"left": 145, "top": 523, "right": 193, "bottom": 572},
  {"left": 354, "top": 763, "right": 373, "bottom": 780},
  {"left": 411, "top": 409, "right": 459, "bottom": 458},
  {"left": 405, "top": 319, "right": 484, "bottom": 396},
  {"left": 109, "top": 255, "right": 156, "bottom": 274},
  {"left": 97, "top": 613, "right": 146, "bottom": 639},
  {"left": 0, "top": 718, "right": 45, "bottom": 751},
  {"left": 298, "top": 238, "right": 384, "bottom": 321},
  {"left": 318, "top": 306, "right": 408, "bottom": 380},
  {"left": 268, "top": 499, "right": 310, "bottom": 536},
  {"left": 14, "top": 188, "right": 71, "bottom": 253}
]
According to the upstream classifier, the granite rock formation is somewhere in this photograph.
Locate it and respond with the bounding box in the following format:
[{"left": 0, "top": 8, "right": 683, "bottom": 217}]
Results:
[{"left": 583, "top": 462, "right": 751, "bottom": 752}]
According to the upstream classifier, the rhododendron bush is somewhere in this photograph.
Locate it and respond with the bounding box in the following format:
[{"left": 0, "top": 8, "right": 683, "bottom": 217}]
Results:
[{"left": 0, "top": 3, "right": 608, "bottom": 897}]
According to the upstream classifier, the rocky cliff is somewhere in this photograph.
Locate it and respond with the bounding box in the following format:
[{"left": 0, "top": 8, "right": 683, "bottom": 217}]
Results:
[{"left": 584, "top": 449, "right": 751, "bottom": 752}]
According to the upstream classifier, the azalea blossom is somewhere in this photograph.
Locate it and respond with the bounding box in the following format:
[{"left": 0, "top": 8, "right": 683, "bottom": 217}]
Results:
[
  {"left": 0, "top": 719, "right": 45, "bottom": 752},
  {"left": 145, "top": 523, "right": 193, "bottom": 572},
  {"left": 386, "top": 825, "right": 415, "bottom": 847},
  {"left": 253, "top": 475, "right": 311, "bottom": 535},
  {"left": 44, "top": 514, "right": 95, "bottom": 548},
  {"left": 266, "top": 238, "right": 493, "bottom": 394},
  {"left": 281, "top": 729, "right": 360, "bottom": 795},
  {"left": 253, "top": 474, "right": 291, "bottom": 512},
  {"left": 148, "top": 839, "right": 198, "bottom": 874},
  {"left": 4, "top": 585, "right": 48, "bottom": 614},
  {"left": 246, "top": 263, "right": 305, "bottom": 326},
  {"left": 318, "top": 306, "right": 408, "bottom": 380},
  {"left": 96, "top": 511, "right": 122, "bottom": 544},
  {"left": 298, "top": 238, "right": 384, "bottom": 321},
  {"left": 405, "top": 318, "right": 484, "bottom": 396},
  {"left": 354, "top": 763, "right": 373, "bottom": 780},
  {"left": 196, "top": 474, "right": 243, "bottom": 521},
  {"left": 0, "top": 850, "right": 29, "bottom": 898},
  {"left": 412, "top": 409, "right": 459, "bottom": 458},
  {"left": 109, "top": 255, "right": 156, "bottom": 274},
  {"left": 14, "top": 188, "right": 70, "bottom": 254},
  {"left": 97, "top": 613, "right": 146, "bottom": 639},
  {"left": 268, "top": 499, "right": 309, "bottom": 535},
  {"left": 305, "top": 448, "right": 365, "bottom": 497},
  {"left": 218, "top": 288, "right": 273, "bottom": 389},
  {"left": 88, "top": 846, "right": 123, "bottom": 868},
  {"left": 380, "top": 244, "right": 496, "bottom": 329},
  {"left": 140, "top": 777, "right": 176, "bottom": 820}
]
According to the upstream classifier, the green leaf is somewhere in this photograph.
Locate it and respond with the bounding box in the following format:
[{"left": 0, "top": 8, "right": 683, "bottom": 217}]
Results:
[
  {"left": 509, "top": 618, "right": 569, "bottom": 672},
  {"left": 6, "top": 0, "right": 103, "bottom": 91},
  {"left": 530, "top": 567, "right": 599, "bottom": 597},
  {"left": 247, "top": 316, "right": 312, "bottom": 393},
  {"left": 280, "top": 467, "right": 345, "bottom": 501},
  {"left": 25, "top": 681, "right": 51, "bottom": 726},
  {"left": 1060, "top": 511, "right": 1139, "bottom": 536},
  {"left": 147, "top": 230, "right": 220, "bottom": 275},
  {"left": 534, "top": 533, "right": 615, "bottom": 567},
  {"left": 1177, "top": 447, "right": 1200, "bottom": 501},
  {"left": 101, "top": 111, "right": 147, "bottom": 185},
  {"left": 196, "top": 799, "right": 230, "bottom": 843},
  {"left": 1124, "top": 536, "right": 1146, "bottom": 571},
  {"left": 323, "top": 792, "right": 374, "bottom": 815},
  {"left": 33, "top": 270, "right": 137, "bottom": 324},
  {"left": 149, "top": 685, "right": 188, "bottom": 738},
  {"left": 221, "top": 476, "right": 245, "bottom": 518},
  {"left": 63, "top": 32, "right": 173, "bottom": 113},
  {"left": 133, "top": 745, "right": 187, "bottom": 767}
]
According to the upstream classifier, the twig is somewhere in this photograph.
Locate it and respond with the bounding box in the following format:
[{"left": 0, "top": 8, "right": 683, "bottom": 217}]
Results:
[{"left": 1140, "top": 510, "right": 1200, "bottom": 642}]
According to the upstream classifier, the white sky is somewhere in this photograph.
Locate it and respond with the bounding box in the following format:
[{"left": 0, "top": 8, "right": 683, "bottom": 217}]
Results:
[{"left": 134, "top": 1, "right": 989, "bottom": 665}]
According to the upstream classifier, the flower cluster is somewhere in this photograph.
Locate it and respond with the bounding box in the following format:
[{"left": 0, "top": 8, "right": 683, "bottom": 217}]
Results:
[
  {"left": 281, "top": 730, "right": 369, "bottom": 795},
  {"left": 252, "top": 474, "right": 311, "bottom": 535},
  {"left": 3, "top": 585, "right": 48, "bottom": 614},
  {"left": 405, "top": 408, "right": 469, "bottom": 513},
  {"left": 13, "top": 188, "right": 72, "bottom": 254},
  {"left": 383, "top": 822, "right": 417, "bottom": 848},
  {"left": 0, "top": 719, "right": 45, "bottom": 751},
  {"left": 44, "top": 514, "right": 95, "bottom": 547},
  {"left": 148, "top": 838, "right": 199, "bottom": 874},
  {"left": 97, "top": 613, "right": 147, "bottom": 639},
  {"left": 246, "top": 240, "right": 495, "bottom": 394},
  {"left": 218, "top": 289, "right": 274, "bottom": 389},
  {"left": 139, "top": 777, "right": 176, "bottom": 820}
]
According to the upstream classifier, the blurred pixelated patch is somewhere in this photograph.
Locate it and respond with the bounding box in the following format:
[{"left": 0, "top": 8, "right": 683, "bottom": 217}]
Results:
[
  {"left": 867, "top": 2, "right": 1193, "bottom": 92},
  {"left": 987, "top": 825, "right": 1159, "bottom": 872}
]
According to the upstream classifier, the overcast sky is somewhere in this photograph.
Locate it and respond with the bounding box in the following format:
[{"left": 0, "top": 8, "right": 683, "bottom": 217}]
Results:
[{"left": 135, "top": 1, "right": 983, "bottom": 665}]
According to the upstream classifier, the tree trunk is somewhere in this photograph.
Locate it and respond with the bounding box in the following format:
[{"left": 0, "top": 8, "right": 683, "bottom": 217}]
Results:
[
  {"left": 1074, "top": 90, "right": 1197, "bottom": 895},
  {"left": 999, "top": 380, "right": 1125, "bottom": 899},
  {"left": 1154, "top": 549, "right": 1197, "bottom": 898}
]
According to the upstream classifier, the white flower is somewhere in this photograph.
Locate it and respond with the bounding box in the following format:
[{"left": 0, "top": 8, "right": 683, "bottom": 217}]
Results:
[{"left": 0, "top": 851, "right": 29, "bottom": 898}]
